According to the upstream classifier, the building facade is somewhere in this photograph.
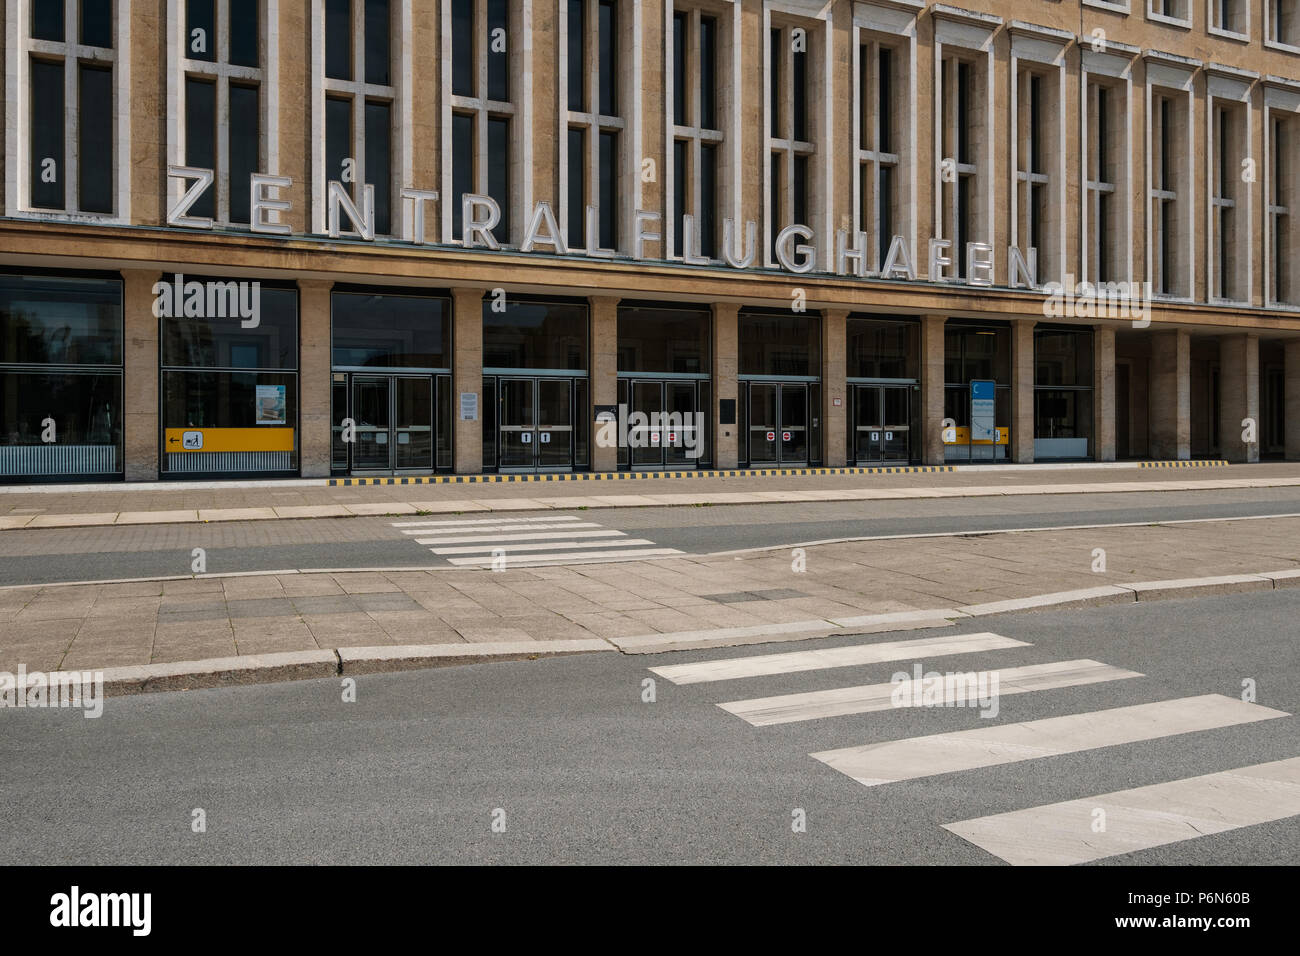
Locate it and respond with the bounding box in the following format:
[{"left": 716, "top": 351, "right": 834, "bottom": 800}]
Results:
[{"left": 2, "top": 0, "right": 1300, "bottom": 481}]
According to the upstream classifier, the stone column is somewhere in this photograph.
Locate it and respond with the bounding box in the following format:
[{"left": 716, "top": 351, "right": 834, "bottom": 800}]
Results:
[
  {"left": 920, "top": 314, "right": 946, "bottom": 465},
  {"left": 822, "top": 308, "right": 848, "bottom": 467},
  {"left": 1093, "top": 325, "right": 1116, "bottom": 462},
  {"left": 1150, "top": 328, "right": 1191, "bottom": 460},
  {"left": 1286, "top": 340, "right": 1300, "bottom": 461},
  {"left": 1011, "top": 318, "right": 1036, "bottom": 463},
  {"left": 713, "top": 303, "right": 740, "bottom": 469},
  {"left": 451, "top": 287, "right": 484, "bottom": 473},
  {"left": 298, "top": 280, "right": 333, "bottom": 477},
  {"left": 589, "top": 296, "right": 620, "bottom": 472},
  {"left": 123, "top": 270, "right": 162, "bottom": 481},
  {"left": 1218, "top": 333, "right": 1260, "bottom": 463}
]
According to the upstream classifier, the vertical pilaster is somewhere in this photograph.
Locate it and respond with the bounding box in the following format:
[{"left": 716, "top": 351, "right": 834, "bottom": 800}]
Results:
[
  {"left": 1150, "top": 328, "right": 1191, "bottom": 460},
  {"left": 1093, "top": 324, "right": 1116, "bottom": 462},
  {"left": 822, "top": 308, "right": 847, "bottom": 467},
  {"left": 123, "top": 270, "right": 162, "bottom": 481},
  {"left": 713, "top": 302, "right": 739, "bottom": 469},
  {"left": 1218, "top": 333, "right": 1260, "bottom": 463},
  {"left": 452, "top": 287, "right": 484, "bottom": 473},
  {"left": 298, "top": 279, "right": 332, "bottom": 477},
  {"left": 1011, "top": 318, "right": 1035, "bottom": 463},
  {"left": 920, "top": 314, "right": 946, "bottom": 465},
  {"left": 589, "top": 295, "right": 620, "bottom": 472}
]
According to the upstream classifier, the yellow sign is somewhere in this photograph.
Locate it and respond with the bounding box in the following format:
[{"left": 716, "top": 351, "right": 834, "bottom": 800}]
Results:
[
  {"left": 165, "top": 428, "right": 295, "bottom": 453},
  {"left": 942, "top": 425, "right": 1010, "bottom": 446}
]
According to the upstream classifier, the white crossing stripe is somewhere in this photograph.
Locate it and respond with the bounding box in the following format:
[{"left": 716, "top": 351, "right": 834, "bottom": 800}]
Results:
[
  {"left": 432, "top": 538, "right": 660, "bottom": 555},
  {"left": 393, "top": 516, "right": 584, "bottom": 529},
  {"left": 812, "top": 694, "right": 1289, "bottom": 787},
  {"left": 944, "top": 755, "right": 1300, "bottom": 865},
  {"left": 414, "top": 529, "right": 625, "bottom": 545},
  {"left": 447, "top": 548, "right": 682, "bottom": 567},
  {"left": 650, "top": 632, "right": 1029, "bottom": 685},
  {"left": 718, "top": 659, "right": 1142, "bottom": 726},
  {"left": 402, "top": 521, "right": 598, "bottom": 535}
]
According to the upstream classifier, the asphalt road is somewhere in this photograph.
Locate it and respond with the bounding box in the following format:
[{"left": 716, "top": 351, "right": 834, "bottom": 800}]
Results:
[
  {"left": 2, "top": 486, "right": 1300, "bottom": 585},
  {"left": 1, "top": 590, "right": 1296, "bottom": 864}
]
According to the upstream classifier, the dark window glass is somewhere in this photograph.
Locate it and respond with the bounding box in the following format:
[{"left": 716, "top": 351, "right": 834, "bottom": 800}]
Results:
[
  {"left": 78, "top": 65, "right": 113, "bottom": 214},
  {"left": 488, "top": 0, "right": 509, "bottom": 101},
  {"left": 945, "top": 326, "right": 1009, "bottom": 385},
  {"left": 769, "top": 151, "right": 781, "bottom": 262},
  {"left": 769, "top": 28, "right": 780, "bottom": 137},
  {"left": 568, "top": 0, "right": 585, "bottom": 111},
  {"left": 325, "top": 0, "right": 351, "bottom": 80},
  {"left": 673, "top": 139, "right": 686, "bottom": 254},
  {"left": 452, "top": 0, "right": 473, "bottom": 97},
  {"left": 617, "top": 306, "right": 709, "bottom": 374},
  {"left": 488, "top": 116, "right": 510, "bottom": 240},
  {"left": 700, "top": 16, "right": 716, "bottom": 129},
  {"left": 162, "top": 370, "right": 297, "bottom": 438},
  {"left": 878, "top": 166, "right": 894, "bottom": 268},
  {"left": 956, "top": 175, "right": 970, "bottom": 278},
  {"left": 1029, "top": 75, "right": 1042, "bottom": 174},
  {"left": 325, "top": 95, "right": 352, "bottom": 200},
  {"left": 878, "top": 47, "right": 892, "bottom": 153},
  {"left": 161, "top": 284, "right": 298, "bottom": 369},
  {"left": 738, "top": 311, "right": 820, "bottom": 377},
  {"left": 452, "top": 112, "right": 474, "bottom": 238},
  {"left": 700, "top": 142, "right": 717, "bottom": 259},
  {"left": 568, "top": 126, "right": 586, "bottom": 249},
  {"left": 793, "top": 154, "right": 807, "bottom": 226},
  {"left": 228, "top": 84, "right": 259, "bottom": 224},
  {"left": 1096, "top": 86, "right": 1108, "bottom": 182},
  {"left": 1035, "top": 329, "right": 1093, "bottom": 387},
  {"left": 332, "top": 292, "right": 450, "bottom": 368},
  {"left": 957, "top": 62, "right": 970, "bottom": 165},
  {"left": 846, "top": 318, "right": 917, "bottom": 379},
  {"left": 365, "top": 100, "right": 391, "bottom": 234},
  {"left": 0, "top": 275, "right": 122, "bottom": 365},
  {"left": 81, "top": 0, "right": 112, "bottom": 48},
  {"left": 0, "top": 371, "right": 122, "bottom": 462},
  {"left": 599, "top": 130, "right": 616, "bottom": 250},
  {"left": 185, "top": 76, "right": 217, "bottom": 220},
  {"left": 598, "top": 0, "right": 615, "bottom": 116},
  {"left": 32, "top": 0, "right": 64, "bottom": 41},
  {"left": 792, "top": 44, "right": 807, "bottom": 142},
  {"left": 229, "top": 0, "right": 259, "bottom": 67},
  {"left": 187, "top": 0, "right": 215, "bottom": 61},
  {"left": 482, "top": 299, "right": 588, "bottom": 371},
  {"left": 672, "top": 12, "right": 686, "bottom": 125},
  {"left": 364, "top": 0, "right": 390, "bottom": 86},
  {"left": 30, "top": 59, "right": 65, "bottom": 210}
]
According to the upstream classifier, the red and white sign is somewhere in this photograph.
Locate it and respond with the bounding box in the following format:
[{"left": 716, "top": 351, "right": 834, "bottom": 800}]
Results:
[
  {"left": 668, "top": 432, "right": 676, "bottom": 442},
  {"left": 782, "top": 431, "right": 791, "bottom": 442},
  {"left": 766, "top": 431, "right": 775, "bottom": 442},
  {"left": 650, "top": 431, "right": 660, "bottom": 443}
]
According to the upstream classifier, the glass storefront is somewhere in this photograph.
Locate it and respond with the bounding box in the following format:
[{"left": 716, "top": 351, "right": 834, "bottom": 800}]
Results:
[
  {"left": 738, "top": 310, "right": 821, "bottom": 466},
  {"left": 331, "top": 289, "right": 452, "bottom": 474},
  {"left": 616, "top": 304, "right": 711, "bottom": 469},
  {"left": 846, "top": 316, "right": 919, "bottom": 465},
  {"left": 483, "top": 296, "right": 588, "bottom": 472},
  {"left": 1035, "top": 327, "right": 1094, "bottom": 460},
  {"left": 944, "top": 323, "right": 1011, "bottom": 462},
  {"left": 0, "top": 273, "right": 123, "bottom": 480},
  {"left": 161, "top": 282, "right": 299, "bottom": 476}
]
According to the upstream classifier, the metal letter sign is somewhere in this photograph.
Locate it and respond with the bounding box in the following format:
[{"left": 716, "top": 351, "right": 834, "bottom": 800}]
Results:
[{"left": 970, "top": 379, "right": 997, "bottom": 442}]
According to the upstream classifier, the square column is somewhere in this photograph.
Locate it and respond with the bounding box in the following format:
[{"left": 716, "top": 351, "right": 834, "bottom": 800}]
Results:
[
  {"left": 1150, "top": 328, "right": 1191, "bottom": 460},
  {"left": 822, "top": 308, "right": 848, "bottom": 467},
  {"left": 123, "top": 270, "right": 162, "bottom": 481},
  {"left": 589, "top": 295, "right": 620, "bottom": 472},
  {"left": 1218, "top": 333, "right": 1259, "bottom": 463},
  {"left": 920, "top": 314, "right": 946, "bottom": 465},
  {"left": 1011, "top": 319, "right": 1036, "bottom": 463},
  {"left": 1286, "top": 341, "right": 1300, "bottom": 461},
  {"left": 451, "top": 287, "right": 484, "bottom": 474},
  {"left": 712, "top": 303, "right": 739, "bottom": 469},
  {"left": 1093, "top": 325, "right": 1117, "bottom": 462},
  {"left": 298, "top": 280, "right": 333, "bottom": 477}
]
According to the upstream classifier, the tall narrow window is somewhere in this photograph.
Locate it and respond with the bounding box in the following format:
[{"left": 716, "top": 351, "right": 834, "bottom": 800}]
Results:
[
  {"left": 769, "top": 20, "right": 818, "bottom": 266},
  {"left": 1015, "top": 67, "right": 1058, "bottom": 282},
  {"left": 24, "top": 0, "right": 118, "bottom": 215},
  {"left": 858, "top": 39, "right": 902, "bottom": 270},
  {"left": 1268, "top": 112, "right": 1298, "bottom": 305},
  {"left": 182, "top": 0, "right": 265, "bottom": 225},
  {"left": 1211, "top": 0, "right": 1247, "bottom": 35},
  {"left": 940, "top": 55, "right": 985, "bottom": 279},
  {"left": 1150, "top": 90, "right": 1189, "bottom": 297},
  {"left": 1268, "top": 1, "right": 1300, "bottom": 46},
  {"left": 451, "top": 0, "right": 518, "bottom": 244},
  {"left": 565, "top": 0, "right": 621, "bottom": 250},
  {"left": 672, "top": 6, "right": 723, "bottom": 260},
  {"left": 320, "top": 0, "right": 393, "bottom": 235},
  {"left": 1211, "top": 102, "right": 1245, "bottom": 301},
  {"left": 1086, "top": 80, "right": 1126, "bottom": 284}
]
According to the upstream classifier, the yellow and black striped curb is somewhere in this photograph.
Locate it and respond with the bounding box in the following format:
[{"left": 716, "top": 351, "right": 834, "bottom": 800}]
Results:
[
  {"left": 1138, "top": 460, "right": 1229, "bottom": 469},
  {"left": 329, "top": 465, "right": 956, "bottom": 486}
]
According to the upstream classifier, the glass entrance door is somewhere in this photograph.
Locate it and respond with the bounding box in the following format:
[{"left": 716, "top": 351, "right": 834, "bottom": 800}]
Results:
[
  {"left": 344, "top": 374, "right": 434, "bottom": 473},
  {"left": 497, "top": 377, "right": 576, "bottom": 472},
  {"left": 393, "top": 376, "right": 433, "bottom": 470},
  {"left": 852, "top": 384, "right": 911, "bottom": 464},
  {"left": 746, "top": 383, "right": 808, "bottom": 466},
  {"left": 498, "top": 378, "right": 536, "bottom": 470},
  {"left": 536, "top": 378, "right": 572, "bottom": 470},
  {"left": 351, "top": 376, "right": 391, "bottom": 470}
]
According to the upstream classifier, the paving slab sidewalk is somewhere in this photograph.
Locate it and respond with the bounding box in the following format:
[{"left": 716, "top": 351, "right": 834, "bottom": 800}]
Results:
[{"left": 2, "top": 515, "right": 1297, "bottom": 680}]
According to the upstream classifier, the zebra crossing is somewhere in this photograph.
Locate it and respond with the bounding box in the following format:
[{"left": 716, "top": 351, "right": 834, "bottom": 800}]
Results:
[
  {"left": 393, "top": 513, "right": 682, "bottom": 567},
  {"left": 649, "top": 629, "right": 1299, "bottom": 865}
]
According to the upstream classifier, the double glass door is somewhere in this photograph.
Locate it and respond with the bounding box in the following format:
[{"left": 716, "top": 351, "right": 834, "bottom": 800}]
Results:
[
  {"left": 852, "top": 384, "right": 911, "bottom": 464},
  {"left": 346, "top": 375, "right": 433, "bottom": 472},
  {"left": 499, "top": 377, "right": 574, "bottom": 471},
  {"left": 746, "top": 383, "right": 809, "bottom": 465},
  {"left": 624, "top": 379, "right": 706, "bottom": 469}
]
